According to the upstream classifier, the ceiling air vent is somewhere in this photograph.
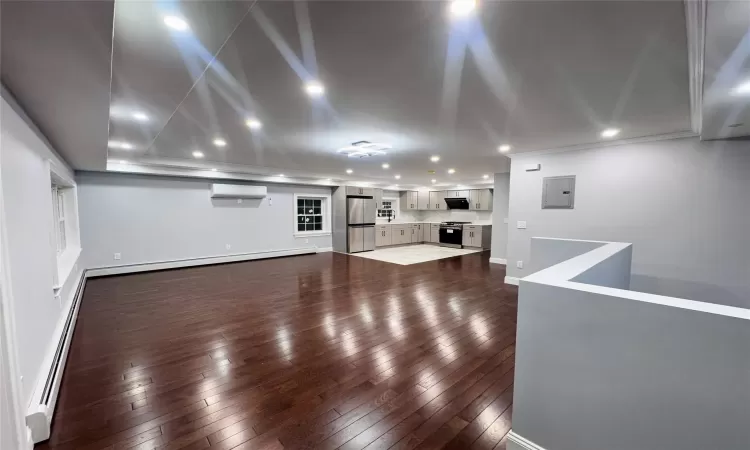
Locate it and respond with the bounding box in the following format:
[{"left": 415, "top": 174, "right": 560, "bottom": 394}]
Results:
[{"left": 337, "top": 140, "right": 391, "bottom": 158}]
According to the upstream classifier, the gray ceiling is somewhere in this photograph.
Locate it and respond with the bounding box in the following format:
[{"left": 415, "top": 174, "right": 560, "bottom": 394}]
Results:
[
  {"left": 2, "top": 1, "right": 695, "bottom": 187},
  {"left": 702, "top": 0, "right": 750, "bottom": 140}
]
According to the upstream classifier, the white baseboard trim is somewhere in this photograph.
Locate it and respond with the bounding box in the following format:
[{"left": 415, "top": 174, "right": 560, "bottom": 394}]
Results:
[
  {"left": 505, "top": 276, "right": 520, "bottom": 285},
  {"left": 26, "top": 270, "right": 86, "bottom": 443},
  {"left": 490, "top": 257, "right": 507, "bottom": 265},
  {"left": 86, "top": 247, "right": 319, "bottom": 277},
  {"left": 508, "top": 430, "right": 547, "bottom": 450},
  {"left": 316, "top": 247, "right": 333, "bottom": 252}
]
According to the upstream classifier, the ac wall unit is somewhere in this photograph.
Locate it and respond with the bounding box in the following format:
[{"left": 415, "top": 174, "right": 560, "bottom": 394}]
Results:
[{"left": 210, "top": 184, "right": 267, "bottom": 199}]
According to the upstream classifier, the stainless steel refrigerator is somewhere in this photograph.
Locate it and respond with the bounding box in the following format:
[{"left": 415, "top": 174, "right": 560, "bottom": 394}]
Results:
[{"left": 347, "top": 197, "right": 376, "bottom": 253}]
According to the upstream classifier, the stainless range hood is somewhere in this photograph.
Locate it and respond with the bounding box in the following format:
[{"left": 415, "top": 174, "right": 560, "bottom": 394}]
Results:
[{"left": 444, "top": 197, "right": 469, "bottom": 209}]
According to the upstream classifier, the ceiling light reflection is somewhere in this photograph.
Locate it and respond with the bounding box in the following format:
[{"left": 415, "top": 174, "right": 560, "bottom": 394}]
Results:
[
  {"left": 163, "top": 16, "right": 189, "bottom": 31},
  {"left": 213, "top": 138, "right": 227, "bottom": 147},
  {"left": 192, "top": 151, "right": 204, "bottom": 158},
  {"left": 498, "top": 145, "right": 511, "bottom": 153},
  {"left": 245, "top": 118, "right": 263, "bottom": 130},
  {"left": 600, "top": 128, "right": 620, "bottom": 138},
  {"left": 304, "top": 81, "right": 325, "bottom": 96}
]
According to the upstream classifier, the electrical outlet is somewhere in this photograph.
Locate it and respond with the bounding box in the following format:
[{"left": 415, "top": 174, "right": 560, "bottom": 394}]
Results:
[
  {"left": 503, "top": 218, "right": 509, "bottom": 224},
  {"left": 269, "top": 198, "right": 273, "bottom": 206},
  {"left": 516, "top": 261, "right": 524, "bottom": 269},
  {"left": 237, "top": 199, "right": 243, "bottom": 204},
  {"left": 225, "top": 244, "right": 231, "bottom": 250},
  {"left": 113, "top": 253, "right": 121, "bottom": 260},
  {"left": 305, "top": 238, "right": 309, "bottom": 243},
  {"left": 517, "top": 221, "right": 527, "bottom": 229}
]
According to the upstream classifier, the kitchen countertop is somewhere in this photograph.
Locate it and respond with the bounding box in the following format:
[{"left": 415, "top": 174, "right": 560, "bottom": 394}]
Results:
[{"left": 376, "top": 221, "right": 492, "bottom": 226}]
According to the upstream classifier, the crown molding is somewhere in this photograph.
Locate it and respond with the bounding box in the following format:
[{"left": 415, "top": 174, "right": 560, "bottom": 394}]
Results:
[{"left": 506, "top": 131, "right": 698, "bottom": 159}]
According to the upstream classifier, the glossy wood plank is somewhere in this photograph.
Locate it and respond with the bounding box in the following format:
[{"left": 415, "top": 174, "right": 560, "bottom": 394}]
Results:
[{"left": 37, "top": 251, "right": 516, "bottom": 450}]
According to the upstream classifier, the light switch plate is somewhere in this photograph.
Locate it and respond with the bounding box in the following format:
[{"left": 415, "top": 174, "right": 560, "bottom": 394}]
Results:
[
  {"left": 516, "top": 261, "right": 524, "bottom": 269},
  {"left": 517, "top": 221, "right": 527, "bottom": 229},
  {"left": 503, "top": 218, "right": 509, "bottom": 224},
  {"left": 225, "top": 244, "right": 231, "bottom": 250},
  {"left": 113, "top": 253, "right": 121, "bottom": 260}
]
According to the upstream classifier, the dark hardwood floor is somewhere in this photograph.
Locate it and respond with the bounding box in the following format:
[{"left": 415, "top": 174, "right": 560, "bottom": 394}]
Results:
[{"left": 38, "top": 250, "right": 517, "bottom": 450}]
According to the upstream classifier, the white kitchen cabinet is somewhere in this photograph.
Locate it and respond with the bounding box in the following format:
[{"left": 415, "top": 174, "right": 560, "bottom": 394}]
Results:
[
  {"left": 410, "top": 224, "right": 420, "bottom": 243},
  {"left": 430, "top": 224, "right": 440, "bottom": 243},
  {"left": 400, "top": 191, "right": 418, "bottom": 211},
  {"left": 463, "top": 225, "right": 492, "bottom": 248},
  {"left": 429, "top": 191, "right": 446, "bottom": 210},
  {"left": 446, "top": 190, "right": 470, "bottom": 198},
  {"left": 376, "top": 225, "right": 391, "bottom": 247},
  {"left": 469, "top": 189, "right": 493, "bottom": 211},
  {"left": 417, "top": 191, "right": 429, "bottom": 210},
  {"left": 346, "top": 186, "right": 374, "bottom": 196},
  {"left": 391, "top": 225, "right": 409, "bottom": 245},
  {"left": 374, "top": 188, "right": 383, "bottom": 209}
]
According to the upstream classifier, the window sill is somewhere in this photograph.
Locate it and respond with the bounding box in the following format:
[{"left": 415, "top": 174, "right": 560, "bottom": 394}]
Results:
[
  {"left": 54, "top": 246, "right": 81, "bottom": 291},
  {"left": 294, "top": 232, "right": 331, "bottom": 238}
]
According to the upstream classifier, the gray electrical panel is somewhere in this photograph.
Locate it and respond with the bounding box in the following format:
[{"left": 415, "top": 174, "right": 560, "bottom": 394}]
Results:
[{"left": 542, "top": 176, "right": 575, "bottom": 209}]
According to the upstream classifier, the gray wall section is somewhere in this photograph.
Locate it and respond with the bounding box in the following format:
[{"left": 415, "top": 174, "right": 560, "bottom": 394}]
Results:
[
  {"left": 490, "top": 173, "right": 510, "bottom": 260},
  {"left": 506, "top": 138, "right": 750, "bottom": 308},
  {"left": 514, "top": 281, "right": 750, "bottom": 450},
  {"left": 77, "top": 172, "right": 333, "bottom": 268}
]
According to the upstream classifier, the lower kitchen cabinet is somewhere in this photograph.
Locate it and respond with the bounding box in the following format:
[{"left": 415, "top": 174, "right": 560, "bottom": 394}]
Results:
[
  {"left": 391, "top": 225, "right": 409, "bottom": 245},
  {"left": 430, "top": 224, "right": 440, "bottom": 243},
  {"left": 463, "top": 225, "right": 492, "bottom": 248},
  {"left": 375, "top": 225, "right": 391, "bottom": 247}
]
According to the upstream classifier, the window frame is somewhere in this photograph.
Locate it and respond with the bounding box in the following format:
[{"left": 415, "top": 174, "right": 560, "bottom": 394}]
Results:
[
  {"left": 51, "top": 186, "right": 67, "bottom": 255},
  {"left": 293, "top": 193, "right": 331, "bottom": 237}
]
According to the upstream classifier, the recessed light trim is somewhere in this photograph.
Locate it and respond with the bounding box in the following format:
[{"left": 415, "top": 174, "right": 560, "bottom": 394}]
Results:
[
  {"left": 394, "top": 174, "right": 401, "bottom": 180},
  {"left": 430, "top": 155, "right": 440, "bottom": 162},
  {"left": 305, "top": 81, "right": 325, "bottom": 97},
  {"left": 163, "top": 15, "right": 189, "bottom": 31},
  {"left": 498, "top": 144, "right": 511, "bottom": 153},
  {"left": 449, "top": 0, "right": 476, "bottom": 18},
  {"left": 192, "top": 151, "right": 204, "bottom": 158},
  {"left": 601, "top": 128, "right": 621, "bottom": 138},
  {"left": 213, "top": 138, "right": 227, "bottom": 147},
  {"left": 245, "top": 118, "right": 262, "bottom": 130},
  {"left": 483, "top": 174, "right": 489, "bottom": 179},
  {"left": 346, "top": 169, "right": 353, "bottom": 174},
  {"left": 431, "top": 179, "right": 437, "bottom": 183},
  {"left": 448, "top": 168, "right": 456, "bottom": 174},
  {"left": 382, "top": 163, "right": 390, "bottom": 169}
]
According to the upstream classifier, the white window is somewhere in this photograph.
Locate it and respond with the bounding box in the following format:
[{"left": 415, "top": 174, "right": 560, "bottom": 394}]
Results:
[
  {"left": 51, "top": 186, "right": 67, "bottom": 254},
  {"left": 377, "top": 200, "right": 394, "bottom": 218},
  {"left": 294, "top": 194, "right": 331, "bottom": 236}
]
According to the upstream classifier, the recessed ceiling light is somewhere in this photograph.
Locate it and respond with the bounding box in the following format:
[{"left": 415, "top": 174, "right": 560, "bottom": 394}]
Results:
[
  {"left": 601, "top": 128, "right": 621, "bottom": 138},
  {"left": 108, "top": 140, "right": 133, "bottom": 150},
  {"left": 278, "top": 174, "right": 285, "bottom": 177},
  {"left": 431, "top": 179, "right": 437, "bottom": 183},
  {"left": 430, "top": 155, "right": 440, "bottom": 162},
  {"left": 304, "top": 81, "right": 325, "bottom": 97},
  {"left": 449, "top": 0, "right": 476, "bottom": 18},
  {"left": 483, "top": 174, "right": 489, "bottom": 179},
  {"left": 131, "top": 112, "right": 149, "bottom": 122},
  {"left": 346, "top": 169, "right": 353, "bottom": 174},
  {"left": 394, "top": 174, "right": 401, "bottom": 179},
  {"left": 731, "top": 80, "right": 750, "bottom": 96},
  {"left": 192, "top": 151, "right": 204, "bottom": 158},
  {"left": 245, "top": 118, "right": 262, "bottom": 130},
  {"left": 382, "top": 163, "right": 390, "bottom": 169},
  {"left": 498, "top": 144, "right": 511, "bottom": 153},
  {"left": 163, "top": 16, "right": 189, "bottom": 31},
  {"left": 448, "top": 168, "right": 456, "bottom": 174},
  {"left": 213, "top": 138, "right": 227, "bottom": 147},
  {"left": 211, "top": 168, "right": 217, "bottom": 172}
]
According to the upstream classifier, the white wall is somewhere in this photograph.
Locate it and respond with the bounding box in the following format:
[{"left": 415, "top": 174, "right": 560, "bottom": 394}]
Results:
[
  {"left": 506, "top": 137, "right": 750, "bottom": 308},
  {"left": 0, "top": 94, "right": 82, "bottom": 414},
  {"left": 512, "top": 238, "right": 750, "bottom": 450},
  {"left": 490, "top": 173, "right": 509, "bottom": 260},
  {"left": 77, "top": 172, "right": 333, "bottom": 269}
]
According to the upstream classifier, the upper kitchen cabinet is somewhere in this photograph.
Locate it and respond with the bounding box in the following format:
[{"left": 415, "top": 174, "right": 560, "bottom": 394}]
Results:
[
  {"left": 417, "top": 191, "right": 429, "bottom": 210},
  {"left": 346, "top": 186, "right": 374, "bottom": 197},
  {"left": 373, "top": 188, "right": 383, "bottom": 209},
  {"left": 429, "top": 190, "right": 446, "bottom": 210},
  {"left": 469, "top": 189, "right": 494, "bottom": 211},
  {"left": 400, "top": 190, "right": 418, "bottom": 210},
  {"left": 446, "top": 190, "right": 470, "bottom": 198}
]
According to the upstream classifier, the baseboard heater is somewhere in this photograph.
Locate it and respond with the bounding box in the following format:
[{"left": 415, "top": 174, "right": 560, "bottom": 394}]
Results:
[{"left": 26, "top": 273, "right": 86, "bottom": 444}]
